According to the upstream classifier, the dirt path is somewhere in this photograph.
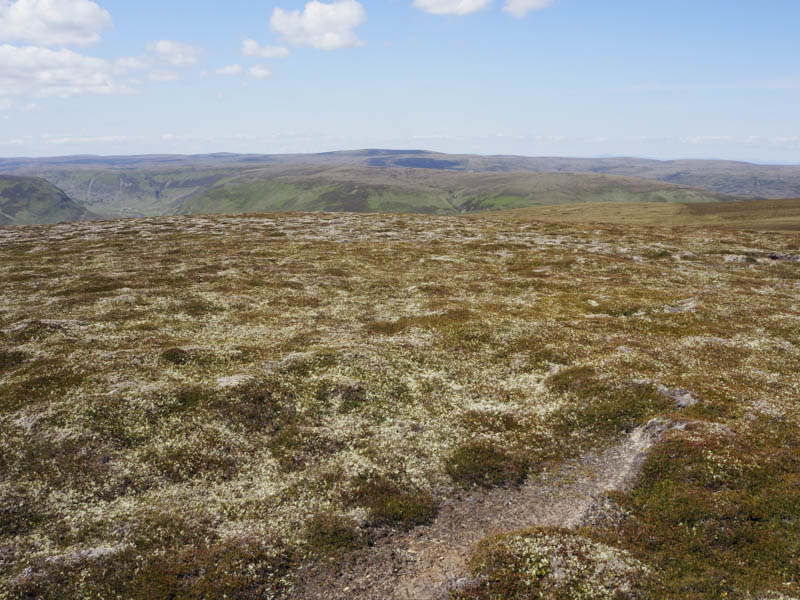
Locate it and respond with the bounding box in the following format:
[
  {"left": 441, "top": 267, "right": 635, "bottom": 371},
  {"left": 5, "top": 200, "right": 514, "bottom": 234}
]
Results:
[{"left": 298, "top": 418, "right": 672, "bottom": 600}]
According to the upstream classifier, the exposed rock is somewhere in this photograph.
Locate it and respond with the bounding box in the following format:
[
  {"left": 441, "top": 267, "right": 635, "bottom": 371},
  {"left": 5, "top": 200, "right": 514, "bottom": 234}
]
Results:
[
  {"left": 657, "top": 385, "right": 700, "bottom": 409},
  {"left": 723, "top": 254, "right": 746, "bottom": 263},
  {"left": 665, "top": 298, "right": 698, "bottom": 314},
  {"left": 216, "top": 374, "right": 251, "bottom": 389}
]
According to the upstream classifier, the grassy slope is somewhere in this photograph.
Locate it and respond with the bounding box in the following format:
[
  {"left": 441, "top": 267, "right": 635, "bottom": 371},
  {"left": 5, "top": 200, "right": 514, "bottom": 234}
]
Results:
[
  {"left": 1, "top": 213, "right": 798, "bottom": 599},
  {"left": 175, "top": 179, "right": 457, "bottom": 215},
  {"left": 29, "top": 168, "right": 238, "bottom": 217},
  {"left": 176, "top": 168, "right": 736, "bottom": 216},
  {"left": 0, "top": 155, "right": 748, "bottom": 217},
  {"left": 487, "top": 197, "right": 800, "bottom": 230},
  {"left": 0, "top": 175, "right": 94, "bottom": 226},
  {"left": 4, "top": 151, "right": 800, "bottom": 198}
]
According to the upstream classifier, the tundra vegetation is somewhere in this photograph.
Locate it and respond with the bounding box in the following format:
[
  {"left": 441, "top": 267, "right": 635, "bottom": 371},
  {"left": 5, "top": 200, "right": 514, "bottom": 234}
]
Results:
[{"left": 0, "top": 212, "right": 798, "bottom": 599}]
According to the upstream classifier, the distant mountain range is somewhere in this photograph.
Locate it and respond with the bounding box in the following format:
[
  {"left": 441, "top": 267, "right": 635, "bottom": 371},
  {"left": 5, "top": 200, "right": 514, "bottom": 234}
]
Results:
[{"left": 1, "top": 150, "right": 799, "bottom": 224}]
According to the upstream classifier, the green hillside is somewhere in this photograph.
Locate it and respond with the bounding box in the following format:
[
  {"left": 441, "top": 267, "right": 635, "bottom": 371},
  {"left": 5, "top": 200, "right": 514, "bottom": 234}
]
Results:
[
  {"left": 4, "top": 151, "right": 800, "bottom": 201},
  {"left": 176, "top": 179, "right": 456, "bottom": 215},
  {"left": 0, "top": 176, "right": 95, "bottom": 226},
  {"left": 28, "top": 168, "right": 238, "bottom": 218},
  {"left": 176, "top": 168, "right": 740, "bottom": 216}
]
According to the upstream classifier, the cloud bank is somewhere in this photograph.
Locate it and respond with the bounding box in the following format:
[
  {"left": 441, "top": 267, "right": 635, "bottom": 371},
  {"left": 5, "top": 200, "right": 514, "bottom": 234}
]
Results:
[
  {"left": 216, "top": 64, "right": 242, "bottom": 76},
  {"left": 412, "top": 0, "right": 491, "bottom": 16},
  {"left": 147, "top": 40, "right": 203, "bottom": 67},
  {"left": 270, "top": 0, "right": 366, "bottom": 51},
  {"left": 242, "top": 38, "right": 289, "bottom": 58},
  {"left": 0, "top": 0, "right": 112, "bottom": 46},
  {"left": 503, "top": 0, "right": 554, "bottom": 18},
  {"left": 0, "top": 43, "right": 125, "bottom": 97},
  {"left": 248, "top": 65, "right": 272, "bottom": 79}
]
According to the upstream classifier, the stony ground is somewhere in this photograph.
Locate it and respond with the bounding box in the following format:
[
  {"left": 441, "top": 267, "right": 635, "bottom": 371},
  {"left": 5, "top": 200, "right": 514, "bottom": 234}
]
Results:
[{"left": 0, "top": 212, "right": 798, "bottom": 600}]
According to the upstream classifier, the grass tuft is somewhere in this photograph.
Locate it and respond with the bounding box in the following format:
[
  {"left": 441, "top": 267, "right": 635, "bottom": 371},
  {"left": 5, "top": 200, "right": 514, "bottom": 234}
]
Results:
[
  {"left": 347, "top": 475, "right": 439, "bottom": 529},
  {"left": 305, "top": 513, "right": 366, "bottom": 556},
  {"left": 445, "top": 440, "right": 529, "bottom": 488}
]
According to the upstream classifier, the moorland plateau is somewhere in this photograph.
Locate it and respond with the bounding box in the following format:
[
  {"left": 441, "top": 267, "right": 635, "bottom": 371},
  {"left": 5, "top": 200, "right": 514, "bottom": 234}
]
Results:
[{"left": 1, "top": 207, "right": 798, "bottom": 599}]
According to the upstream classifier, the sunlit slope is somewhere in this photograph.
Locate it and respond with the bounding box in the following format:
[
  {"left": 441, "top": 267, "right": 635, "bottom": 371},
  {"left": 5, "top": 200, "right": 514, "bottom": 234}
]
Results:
[
  {"left": 174, "top": 179, "right": 457, "bottom": 215},
  {"left": 30, "top": 168, "right": 239, "bottom": 218},
  {"left": 176, "top": 168, "right": 739, "bottom": 216},
  {"left": 0, "top": 175, "right": 95, "bottom": 226},
  {"left": 487, "top": 198, "right": 800, "bottom": 230},
  {"left": 5, "top": 150, "right": 800, "bottom": 199}
]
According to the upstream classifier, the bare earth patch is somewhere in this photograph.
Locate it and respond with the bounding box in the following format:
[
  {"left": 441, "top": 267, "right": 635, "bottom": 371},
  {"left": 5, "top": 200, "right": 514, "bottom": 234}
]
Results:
[{"left": 298, "top": 419, "right": 672, "bottom": 599}]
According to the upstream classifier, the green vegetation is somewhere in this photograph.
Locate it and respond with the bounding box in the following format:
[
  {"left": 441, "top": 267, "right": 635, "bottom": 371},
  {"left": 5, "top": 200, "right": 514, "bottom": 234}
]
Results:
[
  {"left": 593, "top": 417, "right": 800, "bottom": 599},
  {"left": 31, "top": 167, "right": 239, "bottom": 218},
  {"left": 305, "top": 513, "right": 366, "bottom": 556},
  {"left": 4, "top": 150, "right": 800, "bottom": 200},
  {"left": 547, "top": 367, "right": 672, "bottom": 438},
  {"left": 346, "top": 474, "right": 440, "bottom": 529},
  {"left": 0, "top": 175, "right": 95, "bottom": 226},
  {"left": 176, "top": 179, "right": 457, "bottom": 215},
  {"left": 1, "top": 154, "right": 752, "bottom": 222},
  {"left": 179, "top": 169, "right": 735, "bottom": 217},
  {"left": 453, "top": 528, "right": 652, "bottom": 600},
  {"left": 445, "top": 440, "right": 529, "bottom": 488}
]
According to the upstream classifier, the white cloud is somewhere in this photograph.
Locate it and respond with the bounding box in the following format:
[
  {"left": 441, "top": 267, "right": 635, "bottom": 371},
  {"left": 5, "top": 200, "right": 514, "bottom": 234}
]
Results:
[
  {"left": 147, "top": 40, "right": 203, "bottom": 67},
  {"left": 242, "top": 38, "right": 289, "bottom": 58},
  {"left": 412, "top": 0, "right": 491, "bottom": 16},
  {"left": 0, "top": 0, "right": 111, "bottom": 46},
  {"left": 216, "top": 63, "right": 242, "bottom": 76},
  {"left": 0, "top": 43, "right": 127, "bottom": 97},
  {"left": 503, "top": 0, "right": 554, "bottom": 18},
  {"left": 0, "top": 98, "right": 11, "bottom": 109},
  {"left": 270, "top": 0, "right": 365, "bottom": 51},
  {"left": 248, "top": 65, "right": 272, "bottom": 79},
  {"left": 113, "top": 56, "right": 147, "bottom": 74},
  {"left": 148, "top": 69, "right": 179, "bottom": 82}
]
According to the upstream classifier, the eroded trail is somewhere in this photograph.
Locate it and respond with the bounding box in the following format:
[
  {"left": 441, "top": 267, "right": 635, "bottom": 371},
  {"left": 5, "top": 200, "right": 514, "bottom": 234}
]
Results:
[{"left": 298, "top": 419, "right": 671, "bottom": 600}]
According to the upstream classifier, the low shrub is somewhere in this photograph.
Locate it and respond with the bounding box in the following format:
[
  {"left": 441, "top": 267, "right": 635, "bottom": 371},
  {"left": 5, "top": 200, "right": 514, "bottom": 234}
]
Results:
[
  {"left": 603, "top": 417, "right": 800, "bottom": 599},
  {"left": 445, "top": 440, "right": 528, "bottom": 488},
  {"left": 452, "top": 528, "right": 651, "bottom": 600},
  {"left": 0, "top": 349, "right": 27, "bottom": 370},
  {"left": 548, "top": 368, "right": 671, "bottom": 438},
  {"left": 160, "top": 347, "right": 193, "bottom": 365},
  {"left": 347, "top": 475, "right": 439, "bottom": 529},
  {"left": 305, "top": 513, "right": 366, "bottom": 556}
]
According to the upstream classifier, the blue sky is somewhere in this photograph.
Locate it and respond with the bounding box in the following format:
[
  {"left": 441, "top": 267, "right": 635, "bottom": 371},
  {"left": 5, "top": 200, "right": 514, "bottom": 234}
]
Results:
[{"left": 0, "top": 0, "right": 798, "bottom": 161}]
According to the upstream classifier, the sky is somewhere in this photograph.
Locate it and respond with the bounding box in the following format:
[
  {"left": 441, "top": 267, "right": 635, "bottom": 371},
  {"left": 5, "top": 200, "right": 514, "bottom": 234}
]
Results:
[{"left": 0, "top": 0, "right": 799, "bottom": 162}]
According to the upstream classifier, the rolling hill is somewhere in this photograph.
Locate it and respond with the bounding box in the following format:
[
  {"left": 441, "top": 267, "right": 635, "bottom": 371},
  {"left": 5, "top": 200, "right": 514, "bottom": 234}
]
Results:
[
  {"left": 2, "top": 150, "right": 799, "bottom": 207},
  {"left": 175, "top": 166, "right": 741, "bottom": 216},
  {"left": 0, "top": 175, "right": 96, "bottom": 226}
]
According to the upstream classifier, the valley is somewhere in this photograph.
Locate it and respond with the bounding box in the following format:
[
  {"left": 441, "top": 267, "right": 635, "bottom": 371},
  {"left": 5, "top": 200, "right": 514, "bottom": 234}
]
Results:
[{"left": 1, "top": 150, "right": 779, "bottom": 222}]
